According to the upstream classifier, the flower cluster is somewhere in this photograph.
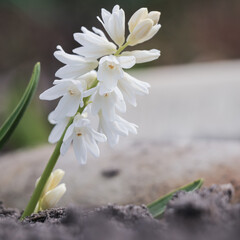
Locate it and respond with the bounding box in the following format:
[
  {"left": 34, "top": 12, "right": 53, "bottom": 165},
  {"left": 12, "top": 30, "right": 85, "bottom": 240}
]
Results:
[{"left": 40, "top": 5, "right": 161, "bottom": 164}]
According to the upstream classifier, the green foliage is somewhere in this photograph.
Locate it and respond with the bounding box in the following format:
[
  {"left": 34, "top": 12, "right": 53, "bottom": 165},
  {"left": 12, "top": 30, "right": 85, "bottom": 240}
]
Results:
[
  {"left": 0, "top": 63, "right": 40, "bottom": 150},
  {"left": 147, "top": 179, "right": 203, "bottom": 218}
]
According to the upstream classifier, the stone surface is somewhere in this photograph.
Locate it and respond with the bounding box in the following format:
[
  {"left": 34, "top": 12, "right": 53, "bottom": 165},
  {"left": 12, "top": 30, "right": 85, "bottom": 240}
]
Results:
[
  {"left": 1, "top": 60, "right": 240, "bottom": 209},
  {"left": 1, "top": 140, "right": 240, "bottom": 209}
]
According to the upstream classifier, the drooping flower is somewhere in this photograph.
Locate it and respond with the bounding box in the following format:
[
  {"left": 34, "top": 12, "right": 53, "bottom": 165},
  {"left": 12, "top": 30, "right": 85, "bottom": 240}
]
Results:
[
  {"left": 118, "top": 72, "right": 150, "bottom": 107},
  {"left": 40, "top": 71, "right": 97, "bottom": 120},
  {"left": 97, "top": 5, "right": 125, "bottom": 46},
  {"left": 98, "top": 112, "right": 138, "bottom": 147},
  {"left": 97, "top": 55, "right": 136, "bottom": 95},
  {"left": 60, "top": 113, "right": 107, "bottom": 164},
  {"left": 127, "top": 8, "right": 161, "bottom": 46},
  {"left": 54, "top": 45, "right": 98, "bottom": 78},
  {"left": 34, "top": 169, "right": 66, "bottom": 212},
  {"left": 91, "top": 87, "right": 126, "bottom": 120},
  {"left": 73, "top": 27, "right": 117, "bottom": 59}
]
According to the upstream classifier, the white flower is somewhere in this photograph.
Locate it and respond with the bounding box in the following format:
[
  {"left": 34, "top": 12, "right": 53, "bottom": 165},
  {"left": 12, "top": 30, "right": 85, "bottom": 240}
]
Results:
[
  {"left": 73, "top": 27, "right": 117, "bottom": 59},
  {"left": 97, "top": 55, "right": 135, "bottom": 95},
  {"left": 118, "top": 72, "right": 150, "bottom": 107},
  {"left": 121, "top": 49, "right": 160, "bottom": 64},
  {"left": 97, "top": 5, "right": 125, "bottom": 46},
  {"left": 91, "top": 87, "right": 126, "bottom": 120},
  {"left": 40, "top": 73, "right": 97, "bottom": 120},
  {"left": 54, "top": 45, "right": 98, "bottom": 78},
  {"left": 127, "top": 8, "right": 161, "bottom": 46},
  {"left": 48, "top": 112, "right": 70, "bottom": 144},
  {"left": 98, "top": 112, "right": 138, "bottom": 147},
  {"left": 60, "top": 113, "right": 107, "bottom": 164},
  {"left": 34, "top": 169, "right": 66, "bottom": 212}
]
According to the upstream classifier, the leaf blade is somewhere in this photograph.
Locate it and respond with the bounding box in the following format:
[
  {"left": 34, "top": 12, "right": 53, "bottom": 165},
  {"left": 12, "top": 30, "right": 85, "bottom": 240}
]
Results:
[
  {"left": 147, "top": 178, "right": 203, "bottom": 218},
  {"left": 0, "top": 62, "right": 40, "bottom": 149}
]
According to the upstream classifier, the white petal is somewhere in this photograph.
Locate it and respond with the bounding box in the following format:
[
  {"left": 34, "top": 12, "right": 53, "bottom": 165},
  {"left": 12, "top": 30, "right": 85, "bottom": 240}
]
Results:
[
  {"left": 51, "top": 95, "right": 78, "bottom": 119},
  {"left": 63, "top": 123, "right": 74, "bottom": 142},
  {"left": 60, "top": 133, "right": 73, "bottom": 155},
  {"left": 55, "top": 63, "right": 97, "bottom": 79},
  {"left": 118, "top": 72, "right": 150, "bottom": 106},
  {"left": 114, "top": 87, "right": 126, "bottom": 112},
  {"left": 98, "top": 6, "right": 125, "bottom": 46},
  {"left": 128, "top": 8, "right": 148, "bottom": 32},
  {"left": 54, "top": 45, "right": 88, "bottom": 65},
  {"left": 121, "top": 49, "right": 160, "bottom": 63},
  {"left": 48, "top": 119, "right": 69, "bottom": 144},
  {"left": 98, "top": 59, "right": 123, "bottom": 94},
  {"left": 39, "top": 83, "right": 68, "bottom": 100},
  {"left": 85, "top": 133, "right": 100, "bottom": 157},
  {"left": 73, "top": 28, "right": 117, "bottom": 58},
  {"left": 115, "top": 115, "right": 138, "bottom": 135},
  {"left": 140, "top": 24, "right": 161, "bottom": 44},
  {"left": 127, "top": 19, "right": 153, "bottom": 46},
  {"left": 73, "top": 135, "right": 87, "bottom": 164},
  {"left": 50, "top": 169, "right": 65, "bottom": 190},
  {"left": 148, "top": 11, "right": 161, "bottom": 25},
  {"left": 117, "top": 56, "right": 136, "bottom": 69},
  {"left": 92, "top": 27, "right": 108, "bottom": 40},
  {"left": 98, "top": 115, "right": 119, "bottom": 147},
  {"left": 41, "top": 183, "right": 66, "bottom": 210},
  {"left": 90, "top": 128, "right": 107, "bottom": 142}
]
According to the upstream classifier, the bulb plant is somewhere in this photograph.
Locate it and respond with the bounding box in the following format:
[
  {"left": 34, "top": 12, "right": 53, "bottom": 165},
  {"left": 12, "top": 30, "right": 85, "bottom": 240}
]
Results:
[{"left": 0, "top": 5, "right": 203, "bottom": 221}]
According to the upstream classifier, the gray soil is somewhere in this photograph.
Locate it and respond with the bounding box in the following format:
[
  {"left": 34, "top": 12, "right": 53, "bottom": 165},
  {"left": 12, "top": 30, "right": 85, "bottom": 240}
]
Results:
[{"left": 1, "top": 184, "right": 240, "bottom": 240}]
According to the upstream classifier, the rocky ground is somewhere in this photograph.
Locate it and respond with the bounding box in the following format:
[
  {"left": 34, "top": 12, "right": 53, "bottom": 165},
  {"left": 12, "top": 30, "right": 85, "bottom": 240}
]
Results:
[{"left": 1, "top": 184, "right": 240, "bottom": 240}]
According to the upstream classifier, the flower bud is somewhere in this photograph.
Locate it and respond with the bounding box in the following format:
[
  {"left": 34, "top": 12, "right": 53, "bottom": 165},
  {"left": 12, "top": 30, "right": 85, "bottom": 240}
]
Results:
[
  {"left": 148, "top": 11, "right": 161, "bottom": 25},
  {"left": 41, "top": 183, "right": 66, "bottom": 210},
  {"left": 34, "top": 169, "right": 66, "bottom": 213},
  {"left": 127, "top": 8, "right": 161, "bottom": 46}
]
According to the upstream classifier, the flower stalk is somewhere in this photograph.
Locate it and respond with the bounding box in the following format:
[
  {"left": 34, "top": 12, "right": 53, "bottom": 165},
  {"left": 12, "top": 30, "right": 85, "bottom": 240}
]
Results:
[
  {"left": 20, "top": 118, "right": 72, "bottom": 220},
  {"left": 114, "top": 42, "right": 129, "bottom": 56}
]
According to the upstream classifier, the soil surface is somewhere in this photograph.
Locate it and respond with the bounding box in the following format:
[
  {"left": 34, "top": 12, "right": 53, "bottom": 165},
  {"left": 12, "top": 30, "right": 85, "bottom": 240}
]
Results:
[{"left": 1, "top": 184, "right": 240, "bottom": 240}]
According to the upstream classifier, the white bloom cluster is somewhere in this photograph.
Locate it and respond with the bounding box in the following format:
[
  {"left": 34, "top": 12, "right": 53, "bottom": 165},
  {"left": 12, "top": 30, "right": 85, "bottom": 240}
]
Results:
[{"left": 40, "top": 5, "right": 161, "bottom": 164}]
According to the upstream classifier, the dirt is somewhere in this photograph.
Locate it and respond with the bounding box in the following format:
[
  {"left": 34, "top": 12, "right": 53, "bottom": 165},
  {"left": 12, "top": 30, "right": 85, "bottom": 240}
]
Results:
[{"left": 1, "top": 184, "right": 240, "bottom": 240}]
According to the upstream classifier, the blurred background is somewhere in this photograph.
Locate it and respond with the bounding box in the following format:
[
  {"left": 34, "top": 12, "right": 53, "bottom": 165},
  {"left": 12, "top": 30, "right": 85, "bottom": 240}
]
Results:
[{"left": 0, "top": 0, "right": 240, "bottom": 151}]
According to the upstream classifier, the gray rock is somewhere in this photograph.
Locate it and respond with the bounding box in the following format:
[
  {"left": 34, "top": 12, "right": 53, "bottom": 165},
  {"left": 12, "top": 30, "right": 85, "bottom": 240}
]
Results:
[{"left": 1, "top": 140, "right": 240, "bottom": 209}]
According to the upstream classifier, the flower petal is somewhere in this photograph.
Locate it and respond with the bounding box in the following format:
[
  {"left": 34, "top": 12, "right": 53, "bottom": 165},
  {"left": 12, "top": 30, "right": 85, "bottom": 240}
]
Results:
[
  {"left": 128, "top": 8, "right": 148, "bottom": 32},
  {"left": 121, "top": 49, "right": 160, "bottom": 63},
  {"left": 39, "top": 82, "right": 68, "bottom": 100},
  {"left": 117, "top": 56, "right": 136, "bottom": 69},
  {"left": 73, "top": 135, "right": 87, "bottom": 164}
]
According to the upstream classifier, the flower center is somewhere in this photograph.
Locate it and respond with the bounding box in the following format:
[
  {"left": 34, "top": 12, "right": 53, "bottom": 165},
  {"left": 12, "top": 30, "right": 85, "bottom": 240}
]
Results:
[
  {"left": 108, "top": 64, "right": 114, "bottom": 69},
  {"left": 77, "top": 133, "right": 82, "bottom": 136},
  {"left": 68, "top": 86, "right": 79, "bottom": 96},
  {"left": 104, "top": 93, "right": 108, "bottom": 97}
]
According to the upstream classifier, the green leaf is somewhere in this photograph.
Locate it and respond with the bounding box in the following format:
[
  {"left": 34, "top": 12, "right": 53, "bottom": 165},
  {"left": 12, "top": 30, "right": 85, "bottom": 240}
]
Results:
[
  {"left": 147, "top": 178, "right": 204, "bottom": 218},
  {"left": 0, "top": 62, "right": 40, "bottom": 149}
]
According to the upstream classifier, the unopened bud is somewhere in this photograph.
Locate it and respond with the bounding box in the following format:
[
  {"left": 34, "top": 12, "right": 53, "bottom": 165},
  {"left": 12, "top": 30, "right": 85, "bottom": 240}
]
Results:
[
  {"left": 41, "top": 183, "right": 66, "bottom": 210},
  {"left": 127, "top": 8, "right": 161, "bottom": 46},
  {"left": 127, "top": 19, "right": 153, "bottom": 46}
]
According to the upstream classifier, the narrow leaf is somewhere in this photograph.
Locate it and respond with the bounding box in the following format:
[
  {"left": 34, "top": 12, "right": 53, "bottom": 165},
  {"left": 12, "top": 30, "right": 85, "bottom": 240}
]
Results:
[
  {"left": 0, "top": 63, "right": 40, "bottom": 149},
  {"left": 147, "top": 178, "right": 203, "bottom": 218}
]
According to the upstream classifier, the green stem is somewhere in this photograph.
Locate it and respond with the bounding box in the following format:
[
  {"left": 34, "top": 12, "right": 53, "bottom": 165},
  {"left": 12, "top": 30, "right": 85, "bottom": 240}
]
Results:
[
  {"left": 114, "top": 42, "right": 129, "bottom": 56},
  {"left": 20, "top": 118, "right": 73, "bottom": 220}
]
